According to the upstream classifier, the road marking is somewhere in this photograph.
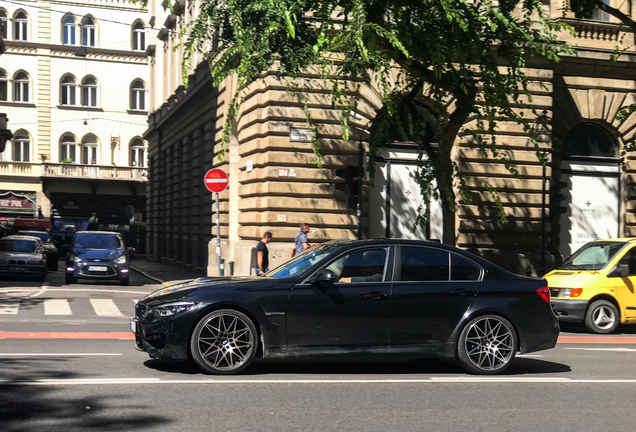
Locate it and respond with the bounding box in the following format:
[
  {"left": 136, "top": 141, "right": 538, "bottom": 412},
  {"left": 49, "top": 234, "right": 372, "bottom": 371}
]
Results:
[
  {"left": 4, "top": 377, "right": 636, "bottom": 386},
  {"left": 44, "top": 299, "right": 72, "bottom": 315},
  {"left": 0, "top": 299, "right": 20, "bottom": 315},
  {"left": 0, "top": 353, "right": 122, "bottom": 356},
  {"left": 564, "top": 347, "right": 636, "bottom": 352},
  {"left": 0, "top": 332, "right": 133, "bottom": 339},
  {"left": 29, "top": 282, "right": 48, "bottom": 298},
  {"left": 90, "top": 299, "right": 123, "bottom": 316},
  {"left": 0, "top": 287, "right": 151, "bottom": 295}
]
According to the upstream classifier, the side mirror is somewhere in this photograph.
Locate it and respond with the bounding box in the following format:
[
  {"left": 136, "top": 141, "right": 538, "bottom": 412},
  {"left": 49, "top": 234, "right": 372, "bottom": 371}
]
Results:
[
  {"left": 310, "top": 269, "right": 336, "bottom": 284},
  {"left": 608, "top": 263, "right": 630, "bottom": 278}
]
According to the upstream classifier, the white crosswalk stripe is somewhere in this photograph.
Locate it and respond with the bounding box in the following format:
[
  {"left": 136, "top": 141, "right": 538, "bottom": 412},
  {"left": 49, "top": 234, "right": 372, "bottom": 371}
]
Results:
[
  {"left": 44, "top": 299, "right": 72, "bottom": 315},
  {"left": 0, "top": 299, "right": 20, "bottom": 315},
  {"left": 89, "top": 299, "right": 124, "bottom": 316}
]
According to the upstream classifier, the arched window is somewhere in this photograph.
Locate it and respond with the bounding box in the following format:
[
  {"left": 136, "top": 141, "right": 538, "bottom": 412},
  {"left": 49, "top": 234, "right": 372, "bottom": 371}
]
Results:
[
  {"left": 81, "top": 17, "right": 96, "bottom": 47},
  {"left": 61, "top": 75, "right": 77, "bottom": 106},
  {"left": 63, "top": 15, "right": 77, "bottom": 45},
  {"left": 82, "top": 76, "right": 98, "bottom": 107},
  {"left": 14, "top": 11, "right": 27, "bottom": 41},
  {"left": 0, "top": 10, "right": 8, "bottom": 39},
  {"left": 130, "top": 80, "right": 146, "bottom": 111},
  {"left": 130, "top": 139, "right": 146, "bottom": 167},
  {"left": 13, "top": 72, "right": 29, "bottom": 102},
  {"left": 563, "top": 123, "right": 619, "bottom": 159},
  {"left": 132, "top": 22, "right": 146, "bottom": 51},
  {"left": 81, "top": 135, "right": 99, "bottom": 165},
  {"left": 0, "top": 70, "right": 7, "bottom": 101},
  {"left": 60, "top": 134, "right": 78, "bottom": 163},
  {"left": 13, "top": 131, "right": 30, "bottom": 162}
]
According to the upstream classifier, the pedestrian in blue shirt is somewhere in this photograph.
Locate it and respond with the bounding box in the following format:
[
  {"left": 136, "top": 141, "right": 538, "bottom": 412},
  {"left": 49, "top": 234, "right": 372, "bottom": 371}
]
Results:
[{"left": 293, "top": 223, "right": 315, "bottom": 257}]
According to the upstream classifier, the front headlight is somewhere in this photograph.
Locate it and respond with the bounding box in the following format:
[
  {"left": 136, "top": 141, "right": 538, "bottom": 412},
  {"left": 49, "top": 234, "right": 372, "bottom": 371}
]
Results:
[
  {"left": 68, "top": 254, "right": 81, "bottom": 263},
  {"left": 114, "top": 255, "right": 126, "bottom": 264},
  {"left": 150, "top": 302, "right": 196, "bottom": 318},
  {"left": 28, "top": 260, "right": 44, "bottom": 266},
  {"left": 555, "top": 288, "right": 583, "bottom": 298}
]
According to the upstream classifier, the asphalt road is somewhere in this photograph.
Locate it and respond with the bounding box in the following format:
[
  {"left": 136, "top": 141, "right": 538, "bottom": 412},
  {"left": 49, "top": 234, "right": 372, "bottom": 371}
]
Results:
[{"left": 2, "top": 265, "right": 636, "bottom": 431}]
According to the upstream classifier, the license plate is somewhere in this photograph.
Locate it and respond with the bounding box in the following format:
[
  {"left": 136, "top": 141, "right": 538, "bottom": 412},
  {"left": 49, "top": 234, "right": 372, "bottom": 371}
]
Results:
[
  {"left": 8, "top": 267, "right": 25, "bottom": 272},
  {"left": 88, "top": 266, "right": 107, "bottom": 272},
  {"left": 130, "top": 320, "right": 137, "bottom": 333}
]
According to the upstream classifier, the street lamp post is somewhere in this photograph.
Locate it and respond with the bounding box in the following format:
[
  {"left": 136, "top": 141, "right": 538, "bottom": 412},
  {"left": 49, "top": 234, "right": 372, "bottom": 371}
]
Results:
[{"left": 534, "top": 111, "right": 552, "bottom": 275}]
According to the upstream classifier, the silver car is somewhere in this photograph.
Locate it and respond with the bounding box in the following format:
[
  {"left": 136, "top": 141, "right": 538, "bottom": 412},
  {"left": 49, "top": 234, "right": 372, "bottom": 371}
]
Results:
[{"left": 0, "top": 235, "right": 48, "bottom": 281}]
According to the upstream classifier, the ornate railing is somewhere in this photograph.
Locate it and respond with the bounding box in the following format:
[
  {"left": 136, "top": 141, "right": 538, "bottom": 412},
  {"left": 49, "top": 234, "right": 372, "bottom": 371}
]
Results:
[
  {"left": 43, "top": 163, "right": 148, "bottom": 181},
  {"left": 0, "top": 161, "right": 41, "bottom": 176}
]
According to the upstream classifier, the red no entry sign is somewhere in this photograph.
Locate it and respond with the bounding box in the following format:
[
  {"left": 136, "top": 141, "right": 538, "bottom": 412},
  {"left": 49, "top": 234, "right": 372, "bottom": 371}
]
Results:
[{"left": 204, "top": 169, "right": 229, "bottom": 193}]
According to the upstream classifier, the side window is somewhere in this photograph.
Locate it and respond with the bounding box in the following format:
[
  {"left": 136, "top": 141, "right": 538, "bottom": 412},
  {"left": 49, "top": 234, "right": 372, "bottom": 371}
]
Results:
[
  {"left": 619, "top": 248, "right": 636, "bottom": 276},
  {"left": 400, "top": 247, "right": 449, "bottom": 282},
  {"left": 326, "top": 249, "right": 388, "bottom": 283},
  {"left": 451, "top": 255, "right": 481, "bottom": 281}
]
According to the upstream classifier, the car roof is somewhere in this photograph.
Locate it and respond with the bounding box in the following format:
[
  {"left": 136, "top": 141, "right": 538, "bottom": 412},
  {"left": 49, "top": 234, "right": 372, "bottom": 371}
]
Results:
[
  {"left": 4, "top": 235, "right": 41, "bottom": 242},
  {"left": 74, "top": 231, "right": 121, "bottom": 236}
]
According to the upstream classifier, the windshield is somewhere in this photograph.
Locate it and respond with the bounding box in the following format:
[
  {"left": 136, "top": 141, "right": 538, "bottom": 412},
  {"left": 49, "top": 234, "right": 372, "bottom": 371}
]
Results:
[
  {"left": 266, "top": 242, "right": 346, "bottom": 279},
  {"left": 73, "top": 234, "right": 122, "bottom": 250},
  {"left": 0, "top": 239, "right": 36, "bottom": 253},
  {"left": 561, "top": 241, "right": 627, "bottom": 271},
  {"left": 20, "top": 232, "right": 49, "bottom": 242}
]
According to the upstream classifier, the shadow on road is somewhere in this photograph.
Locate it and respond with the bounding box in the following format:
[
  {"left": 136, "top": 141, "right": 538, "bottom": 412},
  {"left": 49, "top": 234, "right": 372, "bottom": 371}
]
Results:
[
  {"left": 0, "top": 357, "right": 171, "bottom": 432},
  {"left": 143, "top": 355, "right": 571, "bottom": 376}
]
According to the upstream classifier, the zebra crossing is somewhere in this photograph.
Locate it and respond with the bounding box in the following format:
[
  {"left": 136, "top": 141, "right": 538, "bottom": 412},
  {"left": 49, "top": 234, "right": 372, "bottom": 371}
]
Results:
[{"left": 0, "top": 297, "right": 137, "bottom": 317}]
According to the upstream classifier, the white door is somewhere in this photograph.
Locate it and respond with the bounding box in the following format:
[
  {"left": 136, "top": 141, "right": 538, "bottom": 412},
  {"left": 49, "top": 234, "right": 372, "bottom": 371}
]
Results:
[{"left": 559, "top": 161, "right": 620, "bottom": 259}]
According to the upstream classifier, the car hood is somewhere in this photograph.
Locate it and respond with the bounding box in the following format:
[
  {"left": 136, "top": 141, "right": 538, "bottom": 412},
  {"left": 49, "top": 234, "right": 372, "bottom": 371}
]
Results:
[
  {"left": 543, "top": 270, "right": 597, "bottom": 288},
  {"left": 72, "top": 248, "right": 123, "bottom": 260},
  {"left": 0, "top": 251, "right": 42, "bottom": 259},
  {"left": 141, "top": 276, "right": 284, "bottom": 306}
]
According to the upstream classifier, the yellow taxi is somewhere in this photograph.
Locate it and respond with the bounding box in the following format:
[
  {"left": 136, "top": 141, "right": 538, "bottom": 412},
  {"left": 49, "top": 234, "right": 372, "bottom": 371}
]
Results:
[{"left": 544, "top": 238, "right": 636, "bottom": 334}]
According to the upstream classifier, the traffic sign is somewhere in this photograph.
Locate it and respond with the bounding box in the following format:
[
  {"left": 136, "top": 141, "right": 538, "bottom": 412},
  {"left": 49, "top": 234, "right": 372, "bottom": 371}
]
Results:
[{"left": 204, "top": 169, "right": 229, "bottom": 193}]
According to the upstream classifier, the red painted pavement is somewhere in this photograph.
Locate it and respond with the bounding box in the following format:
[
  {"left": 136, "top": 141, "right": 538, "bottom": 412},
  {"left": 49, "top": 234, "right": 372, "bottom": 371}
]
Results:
[{"left": 0, "top": 332, "right": 134, "bottom": 339}]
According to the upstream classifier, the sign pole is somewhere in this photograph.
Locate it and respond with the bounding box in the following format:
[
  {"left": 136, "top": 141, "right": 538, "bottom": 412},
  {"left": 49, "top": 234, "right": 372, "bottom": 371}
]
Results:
[
  {"left": 203, "top": 168, "right": 229, "bottom": 277},
  {"left": 216, "top": 192, "right": 221, "bottom": 275}
]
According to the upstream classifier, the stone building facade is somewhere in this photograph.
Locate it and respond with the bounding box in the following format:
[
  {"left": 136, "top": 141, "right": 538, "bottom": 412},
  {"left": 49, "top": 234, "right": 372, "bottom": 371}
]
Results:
[
  {"left": 0, "top": 0, "right": 151, "bottom": 250},
  {"left": 144, "top": 0, "right": 636, "bottom": 276}
]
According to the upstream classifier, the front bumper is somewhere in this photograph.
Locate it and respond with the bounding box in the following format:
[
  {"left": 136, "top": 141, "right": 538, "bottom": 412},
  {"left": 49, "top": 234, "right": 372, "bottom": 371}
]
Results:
[
  {"left": 550, "top": 299, "right": 589, "bottom": 322},
  {"left": 66, "top": 260, "right": 129, "bottom": 280},
  {"left": 0, "top": 265, "right": 46, "bottom": 278}
]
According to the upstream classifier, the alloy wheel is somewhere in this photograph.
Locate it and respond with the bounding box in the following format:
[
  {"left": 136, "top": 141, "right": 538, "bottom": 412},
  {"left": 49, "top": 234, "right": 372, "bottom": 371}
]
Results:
[{"left": 457, "top": 315, "right": 516, "bottom": 374}]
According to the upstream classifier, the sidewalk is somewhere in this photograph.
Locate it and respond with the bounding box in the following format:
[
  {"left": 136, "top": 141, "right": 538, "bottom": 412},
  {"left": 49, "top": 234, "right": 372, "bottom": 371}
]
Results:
[{"left": 129, "top": 258, "right": 205, "bottom": 286}]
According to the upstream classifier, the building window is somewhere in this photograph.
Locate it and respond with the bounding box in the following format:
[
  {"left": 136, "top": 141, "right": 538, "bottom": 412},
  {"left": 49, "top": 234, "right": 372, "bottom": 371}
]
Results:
[
  {"left": 0, "top": 10, "right": 8, "bottom": 39},
  {"left": 130, "top": 80, "right": 146, "bottom": 111},
  {"left": 60, "top": 135, "right": 78, "bottom": 163},
  {"left": 130, "top": 139, "right": 146, "bottom": 167},
  {"left": 81, "top": 135, "right": 98, "bottom": 164},
  {"left": 61, "top": 76, "right": 77, "bottom": 106},
  {"left": 13, "top": 133, "right": 30, "bottom": 162},
  {"left": 132, "top": 22, "right": 146, "bottom": 51},
  {"left": 13, "top": 72, "right": 29, "bottom": 102},
  {"left": 592, "top": 0, "right": 611, "bottom": 21},
  {"left": 82, "top": 77, "right": 98, "bottom": 107},
  {"left": 81, "top": 17, "right": 96, "bottom": 47},
  {"left": 63, "top": 15, "right": 77, "bottom": 45},
  {"left": 0, "top": 70, "right": 7, "bottom": 101},
  {"left": 14, "top": 11, "right": 27, "bottom": 41}
]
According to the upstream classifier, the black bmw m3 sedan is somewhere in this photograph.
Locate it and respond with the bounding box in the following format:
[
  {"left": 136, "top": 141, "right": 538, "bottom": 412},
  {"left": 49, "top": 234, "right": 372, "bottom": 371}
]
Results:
[{"left": 131, "top": 239, "right": 559, "bottom": 375}]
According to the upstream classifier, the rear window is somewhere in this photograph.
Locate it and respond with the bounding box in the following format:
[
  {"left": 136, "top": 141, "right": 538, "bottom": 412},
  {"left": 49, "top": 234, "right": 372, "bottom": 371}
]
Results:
[
  {"left": 73, "top": 234, "right": 122, "bottom": 250},
  {"left": 0, "top": 239, "right": 36, "bottom": 253}
]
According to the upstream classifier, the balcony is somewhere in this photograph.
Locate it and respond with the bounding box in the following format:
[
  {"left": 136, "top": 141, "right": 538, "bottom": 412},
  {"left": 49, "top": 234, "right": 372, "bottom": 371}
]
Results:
[
  {"left": 0, "top": 161, "right": 41, "bottom": 176},
  {"left": 43, "top": 163, "right": 148, "bottom": 181}
]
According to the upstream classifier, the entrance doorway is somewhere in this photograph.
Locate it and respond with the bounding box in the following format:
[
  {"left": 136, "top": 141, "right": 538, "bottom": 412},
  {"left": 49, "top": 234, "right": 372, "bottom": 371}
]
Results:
[{"left": 558, "top": 123, "right": 621, "bottom": 259}]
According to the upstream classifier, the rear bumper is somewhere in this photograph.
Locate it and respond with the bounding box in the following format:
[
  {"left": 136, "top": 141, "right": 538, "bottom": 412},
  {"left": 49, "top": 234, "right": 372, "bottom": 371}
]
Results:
[{"left": 550, "top": 299, "right": 588, "bottom": 323}]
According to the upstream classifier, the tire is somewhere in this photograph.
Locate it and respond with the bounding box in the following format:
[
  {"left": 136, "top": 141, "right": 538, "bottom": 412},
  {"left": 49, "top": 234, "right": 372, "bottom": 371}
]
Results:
[
  {"left": 190, "top": 309, "right": 258, "bottom": 375},
  {"left": 65, "top": 274, "right": 77, "bottom": 285},
  {"left": 457, "top": 314, "right": 517, "bottom": 375},
  {"left": 120, "top": 277, "right": 129, "bottom": 286},
  {"left": 584, "top": 300, "right": 619, "bottom": 334}
]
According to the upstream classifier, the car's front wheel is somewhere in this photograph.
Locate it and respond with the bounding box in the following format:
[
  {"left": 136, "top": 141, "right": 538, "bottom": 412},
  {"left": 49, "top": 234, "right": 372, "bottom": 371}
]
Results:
[
  {"left": 190, "top": 309, "right": 258, "bottom": 375},
  {"left": 585, "top": 300, "right": 619, "bottom": 334},
  {"left": 457, "top": 314, "right": 517, "bottom": 375}
]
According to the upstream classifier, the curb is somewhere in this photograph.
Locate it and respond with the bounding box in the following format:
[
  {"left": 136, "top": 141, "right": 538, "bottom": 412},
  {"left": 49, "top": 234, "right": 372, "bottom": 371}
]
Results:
[{"left": 129, "top": 265, "right": 168, "bottom": 286}]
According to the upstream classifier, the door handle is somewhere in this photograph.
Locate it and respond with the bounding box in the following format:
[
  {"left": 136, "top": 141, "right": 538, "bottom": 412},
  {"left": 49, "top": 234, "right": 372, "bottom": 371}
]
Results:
[
  {"left": 451, "top": 288, "right": 474, "bottom": 297},
  {"left": 365, "top": 292, "right": 389, "bottom": 301}
]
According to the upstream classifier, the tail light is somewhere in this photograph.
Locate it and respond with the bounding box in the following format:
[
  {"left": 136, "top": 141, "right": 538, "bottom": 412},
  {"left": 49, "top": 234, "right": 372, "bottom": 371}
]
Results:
[{"left": 537, "top": 286, "right": 550, "bottom": 303}]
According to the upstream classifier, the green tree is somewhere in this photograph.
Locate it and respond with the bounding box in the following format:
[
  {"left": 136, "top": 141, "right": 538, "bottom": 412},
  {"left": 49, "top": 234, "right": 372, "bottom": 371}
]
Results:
[{"left": 141, "top": 0, "right": 574, "bottom": 245}]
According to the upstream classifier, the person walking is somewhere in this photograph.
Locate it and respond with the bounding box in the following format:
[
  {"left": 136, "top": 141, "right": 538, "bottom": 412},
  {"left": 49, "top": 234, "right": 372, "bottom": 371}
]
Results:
[
  {"left": 293, "top": 223, "right": 315, "bottom": 256},
  {"left": 255, "top": 231, "right": 272, "bottom": 276}
]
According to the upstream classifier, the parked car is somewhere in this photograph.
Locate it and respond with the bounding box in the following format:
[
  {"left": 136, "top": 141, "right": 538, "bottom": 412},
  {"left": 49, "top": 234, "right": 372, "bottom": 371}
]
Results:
[
  {"left": 131, "top": 239, "right": 559, "bottom": 375},
  {"left": 65, "top": 231, "right": 133, "bottom": 285},
  {"left": 545, "top": 238, "right": 636, "bottom": 334},
  {"left": 17, "top": 230, "right": 59, "bottom": 271},
  {"left": 0, "top": 235, "right": 48, "bottom": 281}
]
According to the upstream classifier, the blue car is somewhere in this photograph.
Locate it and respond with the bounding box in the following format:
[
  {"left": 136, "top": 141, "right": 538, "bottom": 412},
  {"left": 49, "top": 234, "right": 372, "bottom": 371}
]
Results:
[{"left": 65, "top": 231, "right": 133, "bottom": 285}]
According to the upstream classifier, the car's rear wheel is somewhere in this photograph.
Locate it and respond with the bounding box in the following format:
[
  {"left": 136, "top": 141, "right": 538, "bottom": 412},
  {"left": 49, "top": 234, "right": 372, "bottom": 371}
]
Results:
[
  {"left": 585, "top": 300, "right": 619, "bottom": 334},
  {"left": 65, "top": 274, "right": 76, "bottom": 285},
  {"left": 457, "top": 314, "right": 517, "bottom": 375},
  {"left": 190, "top": 309, "right": 257, "bottom": 375}
]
